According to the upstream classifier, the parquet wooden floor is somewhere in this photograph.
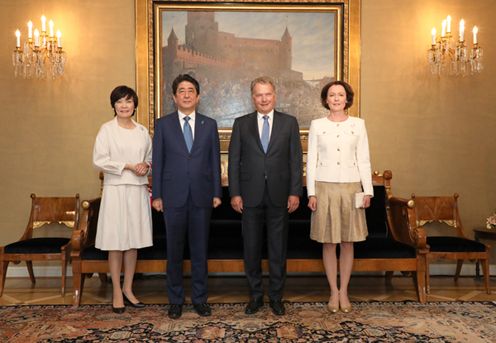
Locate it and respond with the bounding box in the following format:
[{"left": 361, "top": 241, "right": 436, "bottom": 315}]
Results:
[{"left": 1, "top": 274, "right": 495, "bottom": 306}]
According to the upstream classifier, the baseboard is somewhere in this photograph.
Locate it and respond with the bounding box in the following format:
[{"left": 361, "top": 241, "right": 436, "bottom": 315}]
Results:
[
  {"left": 6, "top": 263, "right": 496, "bottom": 278},
  {"left": 6, "top": 265, "right": 74, "bottom": 278}
]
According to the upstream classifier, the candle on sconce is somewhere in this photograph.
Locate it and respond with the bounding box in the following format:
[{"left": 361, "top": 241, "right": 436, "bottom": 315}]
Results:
[
  {"left": 49, "top": 20, "right": 54, "bottom": 37},
  {"left": 472, "top": 26, "right": 478, "bottom": 45},
  {"left": 27, "top": 20, "right": 33, "bottom": 40},
  {"left": 34, "top": 28, "right": 40, "bottom": 46},
  {"left": 56, "top": 30, "right": 62, "bottom": 48},
  {"left": 459, "top": 19, "right": 465, "bottom": 42},
  {"left": 15, "top": 30, "right": 21, "bottom": 48},
  {"left": 13, "top": 15, "right": 67, "bottom": 79},
  {"left": 41, "top": 15, "right": 46, "bottom": 32},
  {"left": 428, "top": 16, "right": 483, "bottom": 76}
]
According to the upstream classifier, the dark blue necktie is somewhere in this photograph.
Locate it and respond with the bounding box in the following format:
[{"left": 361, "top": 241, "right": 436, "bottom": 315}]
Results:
[
  {"left": 183, "top": 116, "right": 193, "bottom": 152},
  {"left": 261, "top": 115, "right": 270, "bottom": 153}
]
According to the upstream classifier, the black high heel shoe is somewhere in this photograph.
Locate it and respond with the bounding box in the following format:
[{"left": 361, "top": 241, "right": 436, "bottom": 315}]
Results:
[
  {"left": 112, "top": 306, "right": 126, "bottom": 314},
  {"left": 123, "top": 293, "right": 145, "bottom": 308}
]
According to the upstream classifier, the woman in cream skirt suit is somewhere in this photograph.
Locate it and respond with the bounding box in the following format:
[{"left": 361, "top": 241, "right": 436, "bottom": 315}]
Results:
[
  {"left": 306, "top": 81, "right": 373, "bottom": 313},
  {"left": 93, "top": 86, "right": 153, "bottom": 313}
]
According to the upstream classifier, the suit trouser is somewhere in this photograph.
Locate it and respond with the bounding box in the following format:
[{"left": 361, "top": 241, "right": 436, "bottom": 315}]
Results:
[
  {"left": 164, "top": 194, "right": 211, "bottom": 305},
  {"left": 242, "top": 185, "right": 288, "bottom": 301}
]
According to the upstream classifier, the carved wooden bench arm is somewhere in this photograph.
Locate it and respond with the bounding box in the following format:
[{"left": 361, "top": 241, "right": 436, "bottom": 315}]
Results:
[
  {"left": 71, "top": 198, "right": 101, "bottom": 257},
  {"left": 388, "top": 196, "right": 428, "bottom": 252}
]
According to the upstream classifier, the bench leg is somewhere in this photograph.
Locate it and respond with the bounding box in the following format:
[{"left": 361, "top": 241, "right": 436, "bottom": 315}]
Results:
[
  {"left": 454, "top": 259, "right": 463, "bottom": 282},
  {"left": 415, "top": 270, "right": 427, "bottom": 303},
  {"left": 0, "top": 260, "right": 9, "bottom": 297},
  {"left": 385, "top": 271, "right": 394, "bottom": 286},
  {"left": 425, "top": 258, "right": 431, "bottom": 294},
  {"left": 26, "top": 261, "right": 36, "bottom": 285},
  {"left": 98, "top": 273, "right": 108, "bottom": 284},
  {"left": 61, "top": 248, "right": 69, "bottom": 296},
  {"left": 481, "top": 259, "right": 491, "bottom": 294},
  {"left": 72, "top": 261, "right": 84, "bottom": 307},
  {"left": 416, "top": 255, "right": 427, "bottom": 303}
]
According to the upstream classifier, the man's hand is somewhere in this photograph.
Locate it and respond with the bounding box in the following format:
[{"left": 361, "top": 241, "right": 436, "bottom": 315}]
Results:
[
  {"left": 307, "top": 196, "right": 317, "bottom": 212},
  {"left": 287, "top": 195, "right": 300, "bottom": 213},
  {"left": 213, "top": 197, "right": 222, "bottom": 208},
  {"left": 152, "top": 198, "right": 163, "bottom": 212},
  {"left": 231, "top": 196, "right": 243, "bottom": 213}
]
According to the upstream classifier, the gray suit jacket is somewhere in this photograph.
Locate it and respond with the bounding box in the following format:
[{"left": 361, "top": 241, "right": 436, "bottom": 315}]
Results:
[{"left": 228, "top": 111, "right": 303, "bottom": 207}]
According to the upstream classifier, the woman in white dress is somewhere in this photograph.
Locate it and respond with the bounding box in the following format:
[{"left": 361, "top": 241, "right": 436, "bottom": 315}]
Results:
[
  {"left": 93, "top": 86, "right": 153, "bottom": 313},
  {"left": 306, "top": 81, "right": 373, "bottom": 313}
]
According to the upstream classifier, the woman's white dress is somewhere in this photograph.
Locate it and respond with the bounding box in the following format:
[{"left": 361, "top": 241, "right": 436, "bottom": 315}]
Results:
[{"left": 93, "top": 117, "right": 153, "bottom": 251}]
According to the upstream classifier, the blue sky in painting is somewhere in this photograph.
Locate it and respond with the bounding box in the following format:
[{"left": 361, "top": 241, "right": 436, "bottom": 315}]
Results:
[{"left": 162, "top": 11, "right": 335, "bottom": 79}]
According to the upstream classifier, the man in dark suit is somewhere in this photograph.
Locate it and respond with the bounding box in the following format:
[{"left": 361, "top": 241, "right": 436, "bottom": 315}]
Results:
[
  {"left": 228, "top": 76, "right": 303, "bottom": 315},
  {"left": 152, "top": 74, "right": 222, "bottom": 319}
]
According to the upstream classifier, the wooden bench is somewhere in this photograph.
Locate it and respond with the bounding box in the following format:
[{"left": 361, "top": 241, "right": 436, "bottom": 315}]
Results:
[{"left": 70, "top": 170, "right": 427, "bottom": 306}]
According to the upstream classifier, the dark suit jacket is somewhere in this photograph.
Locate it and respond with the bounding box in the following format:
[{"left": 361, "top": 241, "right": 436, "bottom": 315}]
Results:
[
  {"left": 228, "top": 111, "right": 303, "bottom": 207},
  {"left": 152, "top": 112, "right": 222, "bottom": 208}
]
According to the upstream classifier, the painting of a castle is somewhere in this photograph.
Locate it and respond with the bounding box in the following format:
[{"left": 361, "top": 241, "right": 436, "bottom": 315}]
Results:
[{"left": 160, "top": 10, "right": 337, "bottom": 127}]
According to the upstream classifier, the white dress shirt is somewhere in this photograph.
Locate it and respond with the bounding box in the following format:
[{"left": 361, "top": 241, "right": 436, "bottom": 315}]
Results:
[
  {"left": 178, "top": 110, "right": 196, "bottom": 139},
  {"left": 306, "top": 116, "right": 373, "bottom": 197},
  {"left": 257, "top": 110, "right": 274, "bottom": 139}
]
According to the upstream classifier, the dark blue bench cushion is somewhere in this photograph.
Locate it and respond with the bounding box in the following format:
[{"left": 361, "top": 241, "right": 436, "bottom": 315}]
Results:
[
  {"left": 354, "top": 238, "right": 415, "bottom": 258},
  {"left": 427, "top": 236, "right": 486, "bottom": 252},
  {"left": 81, "top": 185, "right": 415, "bottom": 261},
  {"left": 4, "top": 238, "right": 70, "bottom": 254},
  {"left": 365, "top": 186, "right": 389, "bottom": 238}
]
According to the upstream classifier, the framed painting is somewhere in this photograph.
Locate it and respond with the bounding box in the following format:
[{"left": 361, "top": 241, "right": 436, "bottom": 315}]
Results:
[{"left": 136, "top": 0, "right": 361, "bottom": 148}]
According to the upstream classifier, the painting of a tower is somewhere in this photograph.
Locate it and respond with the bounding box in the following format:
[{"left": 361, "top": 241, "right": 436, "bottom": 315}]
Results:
[{"left": 161, "top": 11, "right": 335, "bottom": 127}]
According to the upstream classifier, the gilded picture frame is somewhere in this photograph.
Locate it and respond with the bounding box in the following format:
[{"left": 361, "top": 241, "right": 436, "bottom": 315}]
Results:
[{"left": 136, "top": 0, "right": 361, "bottom": 152}]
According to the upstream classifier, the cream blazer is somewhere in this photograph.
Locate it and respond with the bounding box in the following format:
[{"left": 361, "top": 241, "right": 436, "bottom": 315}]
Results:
[
  {"left": 306, "top": 116, "right": 373, "bottom": 197},
  {"left": 93, "top": 117, "right": 152, "bottom": 186}
]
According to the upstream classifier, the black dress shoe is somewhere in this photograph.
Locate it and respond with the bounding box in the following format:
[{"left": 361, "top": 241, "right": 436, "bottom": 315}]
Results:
[
  {"left": 168, "top": 304, "right": 183, "bottom": 319},
  {"left": 193, "top": 303, "right": 212, "bottom": 317},
  {"left": 245, "top": 298, "right": 264, "bottom": 315},
  {"left": 112, "top": 306, "right": 126, "bottom": 314},
  {"left": 123, "top": 293, "right": 145, "bottom": 308},
  {"left": 269, "top": 300, "right": 285, "bottom": 316}
]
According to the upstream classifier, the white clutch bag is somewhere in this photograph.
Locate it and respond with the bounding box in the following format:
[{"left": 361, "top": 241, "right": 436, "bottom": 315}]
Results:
[{"left": 355, "top": 192, "right": 365, "bottom": 208}]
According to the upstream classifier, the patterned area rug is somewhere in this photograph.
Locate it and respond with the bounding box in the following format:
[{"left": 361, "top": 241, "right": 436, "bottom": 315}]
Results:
[{"left": 1, "top": 301, "right": 495, "bottom": 342}]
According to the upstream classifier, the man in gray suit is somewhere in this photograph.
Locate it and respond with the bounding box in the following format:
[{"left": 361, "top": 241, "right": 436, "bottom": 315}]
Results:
[{"left": 228, "top": 76, "right": 303, "bottom": 315}]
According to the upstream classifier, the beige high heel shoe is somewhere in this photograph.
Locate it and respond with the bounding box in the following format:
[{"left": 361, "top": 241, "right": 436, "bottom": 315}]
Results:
[
  {"left": 327, "top": 295, "right": 339, "bottom": 313},
  {"left": 339, "top": 293, "right": 352, "bottom": 313}
]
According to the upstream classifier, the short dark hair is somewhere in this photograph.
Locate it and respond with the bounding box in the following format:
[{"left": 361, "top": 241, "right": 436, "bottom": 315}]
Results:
[
  {"left": 110, "top": 85, "right": 138, "bottom": 116},
  {"left": 320, "top": 80, "right": 354, "bottom": 110},
  {"left": 172, "top": 74, "right": 200, "bottom": 95}
]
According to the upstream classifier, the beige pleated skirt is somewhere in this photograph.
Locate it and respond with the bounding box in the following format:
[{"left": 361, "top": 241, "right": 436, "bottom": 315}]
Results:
[{"left": 310, "top": 181, "right": 368, "bottom": 243}]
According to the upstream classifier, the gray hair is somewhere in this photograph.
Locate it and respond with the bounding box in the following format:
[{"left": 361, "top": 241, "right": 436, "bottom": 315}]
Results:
[{"left": 250, "top": 76, "right": 276, "bottom": 94}]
